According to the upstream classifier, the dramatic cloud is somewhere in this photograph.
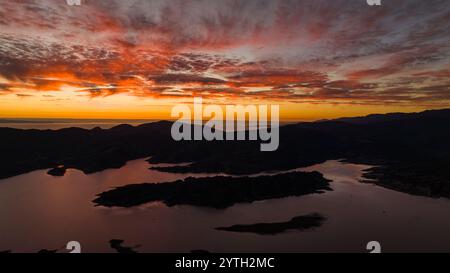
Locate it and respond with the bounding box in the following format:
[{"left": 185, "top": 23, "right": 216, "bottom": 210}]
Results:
[{"left": 0, "top": 0, "right": 449, "bottom": 109}]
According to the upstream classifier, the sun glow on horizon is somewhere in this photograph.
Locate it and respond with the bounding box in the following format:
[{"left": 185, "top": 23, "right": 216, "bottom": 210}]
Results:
[{"left": 1, "top": 0, "right": 449, "bottom": 120}]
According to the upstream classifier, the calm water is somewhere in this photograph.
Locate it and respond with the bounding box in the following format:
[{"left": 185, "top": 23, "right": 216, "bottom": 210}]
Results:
[
  {"left": 0, "top": 119, "right": 158, "bottom": 130},
  {"left": 1, "top": 159, "right": 450, "bottom": 253}
]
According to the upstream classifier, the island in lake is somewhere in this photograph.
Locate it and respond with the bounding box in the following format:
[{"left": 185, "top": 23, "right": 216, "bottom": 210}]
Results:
[
  {"left": 2, "top": 109, "right": 450, "bottom": 200},
  {"left": 216, "top": 213, "right": 326, "bottom": 235},
  {"left": 93, "top": 172, "right": 332, "bottom": 209}
]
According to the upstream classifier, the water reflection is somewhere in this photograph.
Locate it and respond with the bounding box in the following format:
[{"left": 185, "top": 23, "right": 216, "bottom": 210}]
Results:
[{"left": 0, "top": 159, "right": 450, "bottom": 252}]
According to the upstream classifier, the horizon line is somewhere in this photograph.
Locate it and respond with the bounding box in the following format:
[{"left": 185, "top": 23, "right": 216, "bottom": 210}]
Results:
[{"left": 1, "top": 108, "right": 449, "bottom": 124}]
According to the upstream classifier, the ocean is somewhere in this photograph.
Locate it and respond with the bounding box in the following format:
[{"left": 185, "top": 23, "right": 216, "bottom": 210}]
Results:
[{"left": 0, "top": 119, "right": 161, "bottom": 130}]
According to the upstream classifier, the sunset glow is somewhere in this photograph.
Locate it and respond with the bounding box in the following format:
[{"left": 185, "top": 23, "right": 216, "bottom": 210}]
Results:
[{"left": 1, "top": 0, "right": 449, "bottom": 120}]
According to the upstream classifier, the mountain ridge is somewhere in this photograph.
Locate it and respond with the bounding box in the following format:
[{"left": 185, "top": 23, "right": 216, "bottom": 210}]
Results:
[{"left": 1, "top": 109, "right": 450, "bottom": 199}]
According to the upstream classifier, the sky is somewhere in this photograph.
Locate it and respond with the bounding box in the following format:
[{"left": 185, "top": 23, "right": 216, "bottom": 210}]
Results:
[{"left": 0, "top": 0, "right": 449, "bottom": 120}]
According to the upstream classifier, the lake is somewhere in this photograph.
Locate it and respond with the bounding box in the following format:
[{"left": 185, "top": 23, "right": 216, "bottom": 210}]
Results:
[{"left": 1, "top": 159, "right": 450, "bottom": 253}]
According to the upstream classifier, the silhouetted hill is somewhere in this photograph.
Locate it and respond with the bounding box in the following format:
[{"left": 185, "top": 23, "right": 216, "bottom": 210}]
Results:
[
  {"left": 93, "top": 171, "right": 331, "bottom": 209},
  {"left": 1, "top": 109, "right": 450, "bottom": 198},
  {"left": 0, "top": 121, "right": 175, "bottom": 179},
  {"left": 326, "top": 109, "right": 450, "bottom": 124}
]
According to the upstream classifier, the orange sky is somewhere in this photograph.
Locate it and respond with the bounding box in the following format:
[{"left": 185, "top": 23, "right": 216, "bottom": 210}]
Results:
[
  {"left": 0, "top": 93, "right": 436, "bottom": 121},
  {"left": 0, "top": 0, "right": 449, "bottom": 120}
]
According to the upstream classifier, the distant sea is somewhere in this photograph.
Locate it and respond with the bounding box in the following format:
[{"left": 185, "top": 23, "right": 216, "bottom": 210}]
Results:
[
  {"left": 0, "top": 118, "right": 160, "bottom": 130},
  {"left": 0, "top": 118, "right": 298, "bottom": 130}
]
